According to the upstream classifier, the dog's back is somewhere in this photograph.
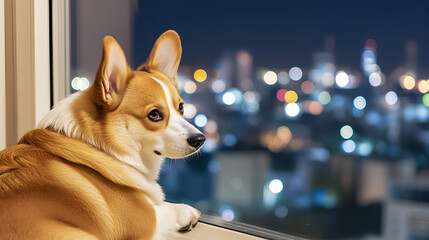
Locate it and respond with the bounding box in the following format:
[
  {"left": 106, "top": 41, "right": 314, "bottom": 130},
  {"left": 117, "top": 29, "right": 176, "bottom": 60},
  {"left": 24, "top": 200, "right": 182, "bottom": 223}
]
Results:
[{"left": 0, "top": 130, "right": 156, "bottom": 240}]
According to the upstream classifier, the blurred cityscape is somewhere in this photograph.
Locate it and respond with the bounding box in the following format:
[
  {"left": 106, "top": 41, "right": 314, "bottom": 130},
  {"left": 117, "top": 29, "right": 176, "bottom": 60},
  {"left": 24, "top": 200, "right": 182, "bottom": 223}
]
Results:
[
  {"left": 157, "top": 38, "right": 429, "bottom": 240},
  {"left": 68, "top": 1, "right": 429, "bottom": 239}
]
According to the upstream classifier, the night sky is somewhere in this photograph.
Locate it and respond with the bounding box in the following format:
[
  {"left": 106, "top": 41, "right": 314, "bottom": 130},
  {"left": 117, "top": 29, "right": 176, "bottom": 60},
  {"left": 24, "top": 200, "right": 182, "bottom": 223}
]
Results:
[{"left": 134, "top": 0, "right": 429, "bottom": 74}]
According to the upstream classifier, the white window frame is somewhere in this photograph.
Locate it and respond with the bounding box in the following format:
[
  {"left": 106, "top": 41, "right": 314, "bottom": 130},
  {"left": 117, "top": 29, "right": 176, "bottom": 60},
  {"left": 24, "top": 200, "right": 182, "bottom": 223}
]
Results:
[{"left": 1, "top": 0, "right": 50, "bottom": 148}]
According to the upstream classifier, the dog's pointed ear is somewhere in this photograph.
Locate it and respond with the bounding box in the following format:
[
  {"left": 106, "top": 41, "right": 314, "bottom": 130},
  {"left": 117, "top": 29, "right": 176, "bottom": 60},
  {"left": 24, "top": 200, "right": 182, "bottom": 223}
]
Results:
[
  {"left": 138, "top": 30, "right": 182, "bottom": 88},
  {"left": 93, "top": 36, "right": 130, "bottom": 110}
]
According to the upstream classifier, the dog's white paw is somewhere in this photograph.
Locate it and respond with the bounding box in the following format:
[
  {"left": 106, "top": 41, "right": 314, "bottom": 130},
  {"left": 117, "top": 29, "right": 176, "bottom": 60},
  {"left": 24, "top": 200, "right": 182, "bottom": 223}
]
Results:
[{"left": 174, "top": 204, "right": 201, "bottom": 232}]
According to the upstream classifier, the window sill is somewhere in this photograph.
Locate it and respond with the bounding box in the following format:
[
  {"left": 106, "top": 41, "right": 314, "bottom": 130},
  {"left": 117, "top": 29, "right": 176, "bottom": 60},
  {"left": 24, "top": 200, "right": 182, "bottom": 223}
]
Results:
[
  {"left": 179, "top": 222, "right": 264, "bottom": 240},
  {"left": 179, "top": 215, "right": 308, "bottom": 240}
]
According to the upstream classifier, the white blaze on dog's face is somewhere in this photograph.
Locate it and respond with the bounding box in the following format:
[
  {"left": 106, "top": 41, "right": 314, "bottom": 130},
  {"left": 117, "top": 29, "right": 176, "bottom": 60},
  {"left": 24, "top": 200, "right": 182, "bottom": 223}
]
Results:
[{"left": 92, "top": 31, "right": 205, "bottom": 160}]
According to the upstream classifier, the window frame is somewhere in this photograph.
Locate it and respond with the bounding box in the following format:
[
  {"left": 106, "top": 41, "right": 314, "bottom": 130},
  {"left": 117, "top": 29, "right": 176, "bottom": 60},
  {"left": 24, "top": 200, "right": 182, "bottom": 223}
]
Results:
[{"left": 2, "top": 0, "right": 50, "bottom": 147}]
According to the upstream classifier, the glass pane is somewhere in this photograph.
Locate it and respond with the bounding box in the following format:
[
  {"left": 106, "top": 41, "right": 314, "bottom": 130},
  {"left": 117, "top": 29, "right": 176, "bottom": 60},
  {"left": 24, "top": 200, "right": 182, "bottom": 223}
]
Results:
[{"left": 65, "top": 1, "right": 429, "bottom": 239}]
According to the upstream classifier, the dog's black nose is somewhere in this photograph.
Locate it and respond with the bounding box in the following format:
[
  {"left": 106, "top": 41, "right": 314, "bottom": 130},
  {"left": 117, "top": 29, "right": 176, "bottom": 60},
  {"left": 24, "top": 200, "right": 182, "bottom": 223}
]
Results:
[{"left": 187, "top": 133, "right": 206, "bottom": 148}]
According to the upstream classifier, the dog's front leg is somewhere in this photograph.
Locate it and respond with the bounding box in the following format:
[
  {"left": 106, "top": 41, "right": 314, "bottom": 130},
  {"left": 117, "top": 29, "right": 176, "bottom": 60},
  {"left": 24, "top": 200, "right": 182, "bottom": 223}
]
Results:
[{"left": 152, "top": 201, "right": 200, "bottom": 238}]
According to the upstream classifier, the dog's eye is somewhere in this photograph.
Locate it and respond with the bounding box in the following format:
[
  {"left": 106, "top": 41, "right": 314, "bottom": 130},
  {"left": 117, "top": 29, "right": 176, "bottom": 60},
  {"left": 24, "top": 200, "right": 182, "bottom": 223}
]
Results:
[
  {"left": 179, "top": 103, "right": 184, "bottom": 115},
  {"left": 148, "top": 109, "right": 163, "bottom": 122}
]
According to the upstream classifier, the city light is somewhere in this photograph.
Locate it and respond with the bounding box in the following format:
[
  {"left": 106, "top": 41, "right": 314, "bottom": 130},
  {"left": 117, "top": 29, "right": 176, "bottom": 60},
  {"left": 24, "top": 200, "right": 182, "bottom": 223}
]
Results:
[
  {"left": 71, "top": 77, "right": 90, "bottom": 91},
  {"left": 385, "top": 91, "right": 398, "bottom": 105},
  {"left": 304, "top": 101, "right": 323, "bottom": 115},
  {"left": 223, "top": 134, "right": 237, "bottom": 147},
  {"left": 353, "top": 96, "right": 367, "bottom": 110},
  {"left": 204, "top": 120, "right": 218, "bottom": 133},
  {"left": 423, "top": 93, "right": 429, "bottom": 107},
  {"left": 244, "top": 91, "right": 258, "bottom": 103},
  {"left": 211, "top": 79, "right": 226, "bottom": 93},
  {"left": 184, "top": 81, "right": 197, "bottom": 94},
  {"left": 222, "top": 92, "right": 236, "bottom": 105},
  {"left": 402, "top": 76, "right": 415, "bottom": 90},
  {"left": 301, "top": 80, "right": 315, "bottom": 94},
  {"left": 220, "top": 206, "right": 235, "bottom": 221},
  {"left": 269, "top": 179, "right": 283, "bottom": 194},
  {"left": 318, "top": 91, "right": 331, "bottom": 105},
  {"left": 361, "top": 47, "right": 377, "bottom": 76},
  {"left": 357, "top": 142, "right": 373, "bottom": 156},
  {"left": 278, "top": 71, "right": 290, "bottom": 84},
  {"left": 335, "top": 71, "right": 349, "bottom": 88},
  {"left": 194, "top": 69, "right": 207, "bottom": 82},
  {"left": 183, "top": 104, "right": 197, "bottom": 119},
  {"left": 263, "top": 71, "right": 278, "bottom": 85},
  {"left": 285, "top": 103, "right": 300, "bottom": 117},
  {"left": 276, "top": 89, "right": 287, "bottom": 102},
  {"left": 366, "top": 111, "right": 382, "bottom": 126},
  {"left": 417, "top": 80, "right": 429, "bottom": 93},
  {"left": 289, "top": 67, "right": 303, "bottom": 81},
  {"left": 340, "top": 125, "right": 353, "bottom": 139},
  {"left": 342, "top": 139, "right": 356, "bottom": 153},
  {"left": 369, "top": 72, "right": 382, "bottom": 87},
  {"left": 321, "top": 72, "right": 335, "bottom": 87},
  {"left": 274, "top": 205, "right": 288, "bottom": 218},
  {"left": 194, "top": 114, "right": 208, "bottom": 128},
  {"left": 284, "top": 90, "right": 298, "bottom": 103},
  {"left": 277, "top": 126, "right": 292, "bottom": 145}
]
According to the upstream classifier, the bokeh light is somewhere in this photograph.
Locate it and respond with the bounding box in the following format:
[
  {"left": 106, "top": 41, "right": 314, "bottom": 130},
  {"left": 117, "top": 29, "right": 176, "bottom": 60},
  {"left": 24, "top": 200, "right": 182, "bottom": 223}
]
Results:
[
  {"left": 71, "top": 77, "right": 90, "bottom": 91},
  {"left": 289, "top": 67, "right": 303, "bottom": 81},
  {"left": 285, "top": 90, "right": 298, "bottom": 103},
  {"left": 285, "top": 103, "right": 300, "bottom": 117},
  {"left": 244, "top": 91, "right": 258, "bottom": 103},
  {"left": 269, "top": 179, "right": 283, "bottom": 194},
  {"left": 277, "top": 126, "right": 292, "bottom": 144},
  {"left": 353, "top": 96, "right": 367, "bottom": 110},
  {"left": 274, "top": 206, "right": 288, "bottom": 218},
  {"left": 342, "top": 139, "right": 356, "bottom": 153},
  {"left": 276, "top": 89, "right": 287, "bottom": 102},
  {"left": 357, "top": 142, "right": 373, "bottom": 156},
  {"left": 318, "top": 91, "right": 331, "bottom": 105},
  {"left": 369, "top": 72, "right": 382, "bottom": 87},
  {"left": 417, "top": 80, "right": 429, "bottom": 93},
  {"left": 183, "top": 104, "right": 197, "bottom": 119},
  {"left": 223, "top": 134, "right": 237, "bottom": 147},
  {"left": 194, "top": 69, "right": 207, "bottom": 82},
  {"left": 340, "top": 125, "right": 353, "bottom": 139},
  {"left": 321, "top": 72, "right": 335, "bottom": 87},
  {"left": 194, "top": 114, "right": 208, "bottom": 128},
  {"left": 385, "top": 91, "right": 398, "bottom": 105},
  {"left": 222, "top": 92, "right": 236, "bottom": 105},
  {"left": 304, "top": 101, "right": 323, "bottom": 115},
  {"left": 211, "top": 79, "right": 226, "bottom": 93},
  {"left": 335, "top": 71, "right": 349, "bottom": 88},
  {"left": 423, "top": 93, "right": 429, "bottom": 107},
  {"left": 301, "top": 80, "right": 315, "bottom": 94},
  {"left": 402, "top": 76, "right": 415, "bottom": 90},
  {"left": 263, "top": 71, "right": 278, "bottom": 85},
  {"left": 278, "top": 71, "right": 290, "bottom": 85},
  {"left": 184, "top": 81, "right": 197, "bottom": 94},
  {"left": 204, "top": 120, "right": 218, "bottom": 133}
]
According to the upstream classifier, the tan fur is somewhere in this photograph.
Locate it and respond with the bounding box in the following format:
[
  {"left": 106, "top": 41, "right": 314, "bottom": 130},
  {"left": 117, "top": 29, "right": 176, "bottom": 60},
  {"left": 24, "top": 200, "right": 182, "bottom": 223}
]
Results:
[{"left": 0, "top": 129, "right": 156, "bottom": 239}]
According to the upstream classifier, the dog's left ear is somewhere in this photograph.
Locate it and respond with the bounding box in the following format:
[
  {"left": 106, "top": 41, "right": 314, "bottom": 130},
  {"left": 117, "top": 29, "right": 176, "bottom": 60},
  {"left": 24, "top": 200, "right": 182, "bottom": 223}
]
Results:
[
  {"left": 93, "top": 36, "right": 130, "bottom": 110},
  {"left": 139, "top": 30, "right": 182, "bottom": 88}
]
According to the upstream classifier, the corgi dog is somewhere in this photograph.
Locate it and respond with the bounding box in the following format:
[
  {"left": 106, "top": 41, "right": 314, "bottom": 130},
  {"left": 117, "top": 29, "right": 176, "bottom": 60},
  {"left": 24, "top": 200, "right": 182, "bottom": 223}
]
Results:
[{"left": 0, "top": 30, "right": 205, "bottom": 239}]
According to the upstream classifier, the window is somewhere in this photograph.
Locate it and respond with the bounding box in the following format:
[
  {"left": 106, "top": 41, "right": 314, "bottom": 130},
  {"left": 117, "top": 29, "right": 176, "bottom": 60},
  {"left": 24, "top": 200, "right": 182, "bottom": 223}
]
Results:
[{"left": 54, "top": 1, "right": 429, "bottom": 239}]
